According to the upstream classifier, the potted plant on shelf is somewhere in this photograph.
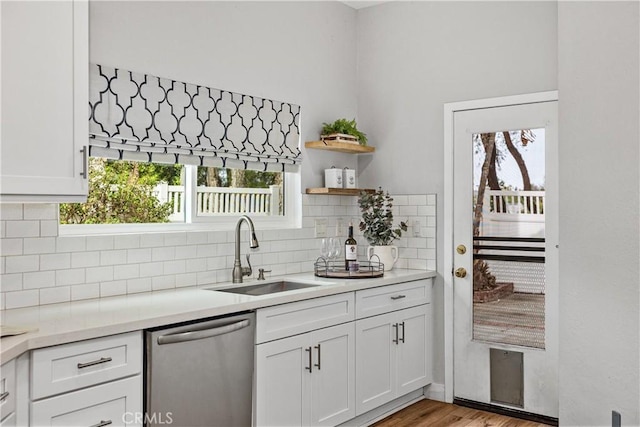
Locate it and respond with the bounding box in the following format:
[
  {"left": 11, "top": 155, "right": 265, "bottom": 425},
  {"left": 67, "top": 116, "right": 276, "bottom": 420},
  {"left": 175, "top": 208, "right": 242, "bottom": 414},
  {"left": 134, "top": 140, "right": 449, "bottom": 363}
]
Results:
[
  {"left": 358, "top": 188, "right": 407, "bottom": 271},
  {"left": 321, "top": 118, "right": 368, "bottom": 146}
]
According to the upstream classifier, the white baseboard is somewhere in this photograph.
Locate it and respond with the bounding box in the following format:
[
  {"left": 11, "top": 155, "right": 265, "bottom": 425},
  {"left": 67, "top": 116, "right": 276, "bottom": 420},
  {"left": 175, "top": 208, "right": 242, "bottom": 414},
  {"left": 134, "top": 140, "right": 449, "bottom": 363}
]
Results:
[{"left": 425, "top": 382, "right": 446, "bottom": 402}]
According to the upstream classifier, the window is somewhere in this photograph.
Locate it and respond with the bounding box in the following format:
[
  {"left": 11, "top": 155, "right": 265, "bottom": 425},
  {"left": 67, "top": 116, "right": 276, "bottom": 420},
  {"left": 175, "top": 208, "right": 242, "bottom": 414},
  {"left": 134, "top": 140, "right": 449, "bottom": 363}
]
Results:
[{"left": 59, "top": 158, "right": 299, "bottom": 234}]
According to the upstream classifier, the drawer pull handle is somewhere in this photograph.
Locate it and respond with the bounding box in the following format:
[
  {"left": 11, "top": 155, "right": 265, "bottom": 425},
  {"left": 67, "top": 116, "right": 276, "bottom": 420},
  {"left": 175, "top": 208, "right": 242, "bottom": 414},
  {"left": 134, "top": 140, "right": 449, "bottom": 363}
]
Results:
[
  {"left": 314, "top": 344, "right": 321, "bottom": 370},
  {"left": 77, "top": 356, "right": 113, "bottom": 369},
  {"left": 80, "top": 146, "right": 88, "bottom": 179},
  {"left": 0, "top": 391, "right": 9, "bottom": 402},
  {"left": 89, "top": 420, "right": 112, "bottom": 427},
  {"left": 391, "top": 295, "right": 406, "bottom": 300},
  {"left": 305, "top": 347, "right": 313, "bottom": 373}
]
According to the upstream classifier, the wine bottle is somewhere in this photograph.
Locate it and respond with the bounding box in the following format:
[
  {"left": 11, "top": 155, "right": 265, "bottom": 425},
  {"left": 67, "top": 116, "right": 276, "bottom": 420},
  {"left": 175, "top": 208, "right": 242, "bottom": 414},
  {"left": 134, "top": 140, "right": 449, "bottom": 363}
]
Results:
[{"left": 344, "top": 223, "right": 357, "bottom": 270}]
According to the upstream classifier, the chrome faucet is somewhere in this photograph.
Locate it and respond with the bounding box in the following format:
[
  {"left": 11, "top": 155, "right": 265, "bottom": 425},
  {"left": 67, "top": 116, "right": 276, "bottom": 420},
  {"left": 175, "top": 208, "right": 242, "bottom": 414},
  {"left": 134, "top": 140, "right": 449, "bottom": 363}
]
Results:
[{"left": 232, "top": 215, "right": 259, "bottom": 283}]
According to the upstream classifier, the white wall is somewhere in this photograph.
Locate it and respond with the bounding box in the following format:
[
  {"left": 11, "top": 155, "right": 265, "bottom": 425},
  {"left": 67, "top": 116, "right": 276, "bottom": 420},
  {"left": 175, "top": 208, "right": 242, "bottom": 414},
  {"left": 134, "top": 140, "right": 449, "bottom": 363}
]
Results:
[
  {"left": 558, "top": 2, "right": 640, "bottom": 425},
  {"left": 90, "top": 1, "right": 359, "bottom": 190},
  {"left": 355, "top": 1, "right": 558, "bottom": 386}
]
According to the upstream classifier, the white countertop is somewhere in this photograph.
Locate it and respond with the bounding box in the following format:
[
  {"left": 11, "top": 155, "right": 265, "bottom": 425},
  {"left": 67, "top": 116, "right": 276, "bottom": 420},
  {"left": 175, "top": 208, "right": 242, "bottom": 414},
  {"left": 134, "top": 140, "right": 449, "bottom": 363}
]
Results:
[{"left": 0, "top": 269, "right": 435, "bottom": 362}]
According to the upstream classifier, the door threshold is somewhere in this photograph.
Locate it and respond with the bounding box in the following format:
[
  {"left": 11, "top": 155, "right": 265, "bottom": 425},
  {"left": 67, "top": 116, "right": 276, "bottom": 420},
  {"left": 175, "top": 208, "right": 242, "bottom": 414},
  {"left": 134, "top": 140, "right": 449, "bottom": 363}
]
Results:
[{"left": 453, "top": 398, "right": 558, "bottom": 426}]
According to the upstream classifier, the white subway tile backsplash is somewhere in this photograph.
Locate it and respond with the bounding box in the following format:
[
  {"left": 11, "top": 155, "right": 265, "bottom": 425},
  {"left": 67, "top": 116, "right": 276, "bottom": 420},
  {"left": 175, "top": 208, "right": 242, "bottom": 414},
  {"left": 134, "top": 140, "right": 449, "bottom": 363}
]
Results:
[
  {"left": 1, "top": 239, "right": 23, "bottom": 256},
  {"left": 152, "top": 275, "right": 175, "bottom": 291},
  {"left": 56, "top": 236, "right": 86, "bottom": 253},
  {"left": 0, "top": 274, "right": 23, "bottom": 292},
  {"left": 139, "top": 262, "right": 164, "bottom": 278},
  {"left": 23, "top": 204, "right": 57, "bottom": 220},
  {"left": 23, "top": 271, "right": 55, "bottom": 289},
  {"left": 40, "top": 286, "right": 71, "bottom": 305},
  {"left": 5, "top": 220, "right": 40, "bottom": 238},
  {"left": 175, "top": 272, "right": 197, "bottom": 288},
  {"left": 56, "top": 268, "right": 86, "bottom": 286},
  {"left": 86, "top": 266, "right": 114, "bottom": 283},
  {"left": 71, "top": 251, "right": 100, "bottom": 268},
  {"left": 100, "top": 280, "right": 127, "bottom": 297},
  {"left": 71, "top": 283, "right": 100, "bottom": 301},
  {"left": 100, "top": 250, "right": 128, "bottom": 266},
  {"left": 1, "top": 193, "right": 437, "bottom": 309},
  {"left": 41, "top": 253, "right": 71, "bottom": 271},
  {"left": 127, "top": 248, "right": 152, "bottom": 264},
  {"left": 152, "top": 247, "right": 175, "bottom": 262},
  {"left": 127, "top": 277, "right": 152, "bottom": 294},
  {"left": 164, "top": 233, "right": 187, "bottom": 247},
  {"left": 164, "top": 260, "right": 186, "bottom": 275},
  {"left": 40, "top": 220, "right": 59, "bottom": 237},
  {"left": 140, "top": 233, "right": 164, "bottom": 248},
  {"left": 23, "top": 237, "right": 56, "bottom": 255},
  {"left": 86, "top": 235, "right": 115, "bottom": 251},
  {"left": 0, "top": 204, "right": 23, "bottom": 220},
  {"left": 5, "top": 289, "right": 39, "bottom": 309},
  {"left": 113, "top": 234, "right": 139, "bottom": 250},
  {"left": 6, "top": 255, "right": 39, "bottom": 273}
]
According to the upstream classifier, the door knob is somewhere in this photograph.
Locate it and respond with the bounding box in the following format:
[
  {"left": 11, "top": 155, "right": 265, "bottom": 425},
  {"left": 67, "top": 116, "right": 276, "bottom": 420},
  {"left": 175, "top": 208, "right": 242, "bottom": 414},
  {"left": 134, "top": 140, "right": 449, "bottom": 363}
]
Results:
[
  {"left": 456, "top": 245, "right": 467, "bottom": 254},
  {"left": 454, "top": 267, "right": 467, "bottom": 278}
]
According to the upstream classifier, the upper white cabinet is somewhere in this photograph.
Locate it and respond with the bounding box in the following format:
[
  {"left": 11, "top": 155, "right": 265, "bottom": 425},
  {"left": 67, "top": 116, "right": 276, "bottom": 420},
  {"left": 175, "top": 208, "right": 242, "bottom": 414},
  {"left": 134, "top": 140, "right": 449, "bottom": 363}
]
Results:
[{"left": 1, "top": 0, "right": 88, "bottom": 202}]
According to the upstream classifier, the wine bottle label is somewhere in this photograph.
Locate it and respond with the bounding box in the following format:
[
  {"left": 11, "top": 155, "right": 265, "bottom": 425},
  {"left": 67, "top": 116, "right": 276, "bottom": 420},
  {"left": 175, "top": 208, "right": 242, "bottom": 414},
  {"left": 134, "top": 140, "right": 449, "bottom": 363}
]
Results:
[{"left": 345, "top": 245, "right": 357, "bottom": 260}]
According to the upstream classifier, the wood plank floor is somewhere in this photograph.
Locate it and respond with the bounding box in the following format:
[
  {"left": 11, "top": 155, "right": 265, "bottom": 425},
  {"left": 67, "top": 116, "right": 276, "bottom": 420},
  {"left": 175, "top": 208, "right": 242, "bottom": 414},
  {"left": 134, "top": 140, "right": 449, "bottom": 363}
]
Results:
[{"left": 372, "top": 399, "right": 552, "bottom": 427}]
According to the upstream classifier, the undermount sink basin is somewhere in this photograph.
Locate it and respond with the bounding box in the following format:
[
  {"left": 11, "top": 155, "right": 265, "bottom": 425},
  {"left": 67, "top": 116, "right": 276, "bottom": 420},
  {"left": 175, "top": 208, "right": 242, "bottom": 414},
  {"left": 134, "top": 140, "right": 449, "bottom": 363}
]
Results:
[{"left": 212, "top": 281, "right": 320, "bottom": 296}]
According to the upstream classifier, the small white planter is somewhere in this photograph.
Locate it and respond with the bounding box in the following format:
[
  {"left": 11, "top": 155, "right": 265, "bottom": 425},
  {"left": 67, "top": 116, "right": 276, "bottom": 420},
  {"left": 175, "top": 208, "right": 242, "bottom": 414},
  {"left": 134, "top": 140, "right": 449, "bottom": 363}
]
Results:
[{"left": 367, "top": 245, "right": 399, "bottom": 271}]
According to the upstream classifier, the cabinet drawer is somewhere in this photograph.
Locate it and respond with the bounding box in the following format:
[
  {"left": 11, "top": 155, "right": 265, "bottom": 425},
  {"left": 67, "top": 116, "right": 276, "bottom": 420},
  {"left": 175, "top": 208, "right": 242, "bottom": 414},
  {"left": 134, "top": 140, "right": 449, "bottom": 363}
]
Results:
[
  {"left": 355, "top": 279, "right": 431, "bottom": 319},
  {"left": 31, "top": 375, "right": 142, "bottom": 427},
  {"left": 0, "top": 359, "right": 16, "bottom": 422},
  {"left": 256, "top": 293, "right": 355, "bottom": 343},
  {"left": 31, "top": 331, "right": 142, "bottom": 400}
]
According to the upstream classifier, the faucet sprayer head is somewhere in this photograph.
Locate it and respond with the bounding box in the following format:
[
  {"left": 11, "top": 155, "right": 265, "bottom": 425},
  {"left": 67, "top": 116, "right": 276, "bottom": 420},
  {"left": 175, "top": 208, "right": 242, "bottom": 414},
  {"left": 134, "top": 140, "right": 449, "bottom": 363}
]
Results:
[{"left": 250, "top": 232, "right": 259, "bottom": 249}]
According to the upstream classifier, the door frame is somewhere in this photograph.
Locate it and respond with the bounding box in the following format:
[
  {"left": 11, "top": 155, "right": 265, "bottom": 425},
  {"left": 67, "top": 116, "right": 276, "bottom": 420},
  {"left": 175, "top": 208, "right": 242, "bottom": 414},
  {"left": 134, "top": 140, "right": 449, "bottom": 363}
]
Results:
[{"left": 443, "top": 91, "right": 558, "bottom": 403}]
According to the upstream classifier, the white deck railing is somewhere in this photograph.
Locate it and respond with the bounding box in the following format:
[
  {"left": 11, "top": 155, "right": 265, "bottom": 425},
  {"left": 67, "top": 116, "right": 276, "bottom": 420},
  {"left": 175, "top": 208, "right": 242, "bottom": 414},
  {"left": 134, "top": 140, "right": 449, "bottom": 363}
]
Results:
[
  {"left": 484, "top": 190, "right": 545, "bottom": 216},
  {"left": 154, "top": 184, "right": 281, "bottom": 221}
]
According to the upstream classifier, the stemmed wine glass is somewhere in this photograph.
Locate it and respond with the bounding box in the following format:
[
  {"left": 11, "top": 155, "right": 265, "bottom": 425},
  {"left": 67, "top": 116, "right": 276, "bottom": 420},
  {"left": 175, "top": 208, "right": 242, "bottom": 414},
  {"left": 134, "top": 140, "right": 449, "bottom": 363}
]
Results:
[
  {"left": 330, "top": 237, "right": 342, "bottom": 271},
  {"left": 320, "top": 238, "right": 331, "bottom": 263}
]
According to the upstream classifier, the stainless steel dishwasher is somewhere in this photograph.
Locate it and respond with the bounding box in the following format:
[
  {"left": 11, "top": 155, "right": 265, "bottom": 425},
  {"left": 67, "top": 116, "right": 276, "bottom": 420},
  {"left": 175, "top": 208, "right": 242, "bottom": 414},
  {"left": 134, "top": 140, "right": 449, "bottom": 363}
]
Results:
[{"left": 145, "top": 312, "right": 255, "bottom": 427}]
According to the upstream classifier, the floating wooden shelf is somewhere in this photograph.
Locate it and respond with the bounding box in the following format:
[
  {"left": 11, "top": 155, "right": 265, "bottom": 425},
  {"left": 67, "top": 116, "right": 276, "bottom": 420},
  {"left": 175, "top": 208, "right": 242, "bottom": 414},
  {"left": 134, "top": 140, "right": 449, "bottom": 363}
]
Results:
[
  {"left": 305, "top": 140, "right": 375, "bottom": 154},
  {"left": 305, "top": 188, "right": 375, "bottom": 196}
]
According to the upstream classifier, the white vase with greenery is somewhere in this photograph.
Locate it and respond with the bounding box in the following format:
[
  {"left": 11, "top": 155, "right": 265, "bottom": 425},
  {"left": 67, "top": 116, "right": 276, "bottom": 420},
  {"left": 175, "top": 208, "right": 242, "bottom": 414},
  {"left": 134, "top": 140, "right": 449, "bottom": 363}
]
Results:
[{"left": 358, "top": 188, "right": 407, "bottom": 271}]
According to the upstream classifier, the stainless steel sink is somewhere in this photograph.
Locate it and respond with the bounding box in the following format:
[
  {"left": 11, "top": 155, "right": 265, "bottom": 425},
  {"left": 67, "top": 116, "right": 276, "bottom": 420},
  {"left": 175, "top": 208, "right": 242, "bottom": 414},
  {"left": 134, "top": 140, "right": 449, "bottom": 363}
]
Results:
[{"left": 212, "top": 281, "right": 320, "bottom": 296}]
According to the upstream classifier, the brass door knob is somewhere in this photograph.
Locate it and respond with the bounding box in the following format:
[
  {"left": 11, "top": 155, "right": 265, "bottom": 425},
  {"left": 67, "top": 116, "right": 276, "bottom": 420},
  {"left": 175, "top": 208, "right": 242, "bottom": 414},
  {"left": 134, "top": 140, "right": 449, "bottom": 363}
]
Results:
[
  {"left": 456, "top": 245, "right": 467, "bottom": 255},
  {"left": 454, "top": 267, "right": 467, "bottom": 278}
]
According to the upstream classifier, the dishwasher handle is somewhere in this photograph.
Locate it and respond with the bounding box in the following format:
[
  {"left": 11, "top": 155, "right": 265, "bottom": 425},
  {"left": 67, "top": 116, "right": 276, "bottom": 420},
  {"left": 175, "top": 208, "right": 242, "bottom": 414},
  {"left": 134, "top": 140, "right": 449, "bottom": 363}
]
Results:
[{"left": 157, "top": 319, "right": 251, "bottom": 345}]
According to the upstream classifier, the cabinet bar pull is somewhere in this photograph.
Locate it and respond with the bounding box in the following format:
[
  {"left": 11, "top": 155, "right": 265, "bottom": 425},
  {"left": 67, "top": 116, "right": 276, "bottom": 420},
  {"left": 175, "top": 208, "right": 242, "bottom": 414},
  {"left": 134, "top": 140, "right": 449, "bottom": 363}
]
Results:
[
  {"left": 0, "top": 391, "right": 9, "bottom": 402},
  {"left": 77, "top": 356, "right": 112, "bottom": 369},
  {"left": 392, "top": 323, "right": 399, "bottom": 345},
  {"left": 314, "top": 344, "right": 321, "bottom": 370},
  {"left": 305, "top": 347, "right": 313, "bottom": 373},
  {"left": 80, "top": 146, "right": 88, "bottom": 179},
  {"left": 89, "top": 420, "right": 112, "bottom": 427},
  {"left": 391, "top": 295, "right": 406, "bottom": 300},
  {"left": 399, "top": 321, "right": 405, "bottom": 343}
]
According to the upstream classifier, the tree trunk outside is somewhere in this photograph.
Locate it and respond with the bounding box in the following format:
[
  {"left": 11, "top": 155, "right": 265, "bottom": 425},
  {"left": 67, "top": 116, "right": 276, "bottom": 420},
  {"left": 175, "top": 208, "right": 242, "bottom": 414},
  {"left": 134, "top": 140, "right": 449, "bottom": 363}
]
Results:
[{"left": 474, "top": 133, "right": 496, "bottom": 237}]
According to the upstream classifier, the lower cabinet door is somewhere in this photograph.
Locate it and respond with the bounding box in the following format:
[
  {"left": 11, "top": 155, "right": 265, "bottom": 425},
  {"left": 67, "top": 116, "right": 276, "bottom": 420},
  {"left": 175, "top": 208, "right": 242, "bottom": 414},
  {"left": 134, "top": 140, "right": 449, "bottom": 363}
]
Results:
[
  {"left": 396, "top": 304, "right": 431, "bottom": 396},
  {"left": 354, "top": 312, "right": 396, "bottom": 415},
  {"left": 255, "top": 323, "right": 356, "bottom": 427},
  {"left": 255, "top": 334, "right": 308, "bottom": 426},
  {"left": 0, "top": 413, "right": 16, "bottom": 427},
  {"left": 31, "top": 376, "right": 142, "bottom": 427},
  {"left": 309, "top": 323, "right": 355, "bottom": 427}
]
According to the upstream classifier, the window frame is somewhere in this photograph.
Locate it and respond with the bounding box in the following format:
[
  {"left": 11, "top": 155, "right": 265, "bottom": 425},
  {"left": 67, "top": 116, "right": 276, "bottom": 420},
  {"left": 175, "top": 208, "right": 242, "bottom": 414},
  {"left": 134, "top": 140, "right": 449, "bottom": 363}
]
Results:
[{"left": 59, "top": 165, "right": 302, "bottom": 236}]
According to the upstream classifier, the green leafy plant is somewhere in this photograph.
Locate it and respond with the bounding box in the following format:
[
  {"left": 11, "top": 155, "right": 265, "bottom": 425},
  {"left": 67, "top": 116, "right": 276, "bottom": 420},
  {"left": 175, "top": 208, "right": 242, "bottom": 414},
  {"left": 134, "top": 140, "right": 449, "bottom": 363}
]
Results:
[
  {"left": 321, "top": 118, "right": 368, "bottom": 145},
  {"left": 358, "top": 188, "right": 407, "bottom": 246}
]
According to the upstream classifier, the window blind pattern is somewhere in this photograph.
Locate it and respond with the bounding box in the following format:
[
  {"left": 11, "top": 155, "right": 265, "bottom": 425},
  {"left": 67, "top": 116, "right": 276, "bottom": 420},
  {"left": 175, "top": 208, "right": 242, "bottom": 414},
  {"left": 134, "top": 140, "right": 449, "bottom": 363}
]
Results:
[{"left": 89, "top": 64, "right": 302, "bottom": 172}]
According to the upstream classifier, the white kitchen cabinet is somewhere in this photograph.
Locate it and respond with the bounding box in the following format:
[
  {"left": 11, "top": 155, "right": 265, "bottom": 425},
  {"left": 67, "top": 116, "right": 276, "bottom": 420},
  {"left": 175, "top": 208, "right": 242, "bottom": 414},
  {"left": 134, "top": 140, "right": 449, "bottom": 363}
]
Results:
[
  {"left": 355, "top": 304, "right": 432, "bottom": 416},
  {"left": 0, "top": 0, "right": 88, "bottom": 202},
  {"left": 0, "top": 359, "right": 16, "bottom": 424},
  {"left": 30, "top": 331, "right": 143, "bottom": 427},
  {"left": 255, "top": 322, "right": 355, "bottom": 427}
]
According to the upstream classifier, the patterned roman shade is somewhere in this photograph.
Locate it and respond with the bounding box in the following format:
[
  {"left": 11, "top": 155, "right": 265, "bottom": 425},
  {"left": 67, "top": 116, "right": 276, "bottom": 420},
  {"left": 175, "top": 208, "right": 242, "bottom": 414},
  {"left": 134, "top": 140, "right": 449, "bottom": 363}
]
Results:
[{"left": 89, "top": 64, "right": 302, "bottom": 172}]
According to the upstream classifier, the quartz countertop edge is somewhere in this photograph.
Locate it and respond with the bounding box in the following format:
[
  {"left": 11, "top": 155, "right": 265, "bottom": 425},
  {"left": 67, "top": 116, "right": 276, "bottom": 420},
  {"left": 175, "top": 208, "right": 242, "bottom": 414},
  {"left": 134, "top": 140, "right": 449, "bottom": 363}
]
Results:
[{"left": 0, "top": 269, "right": 436, "bottom": 362}]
